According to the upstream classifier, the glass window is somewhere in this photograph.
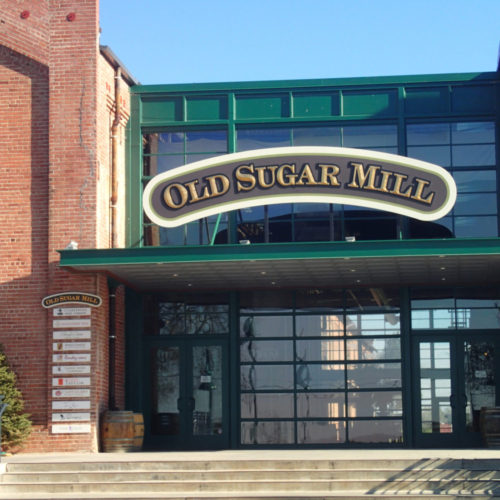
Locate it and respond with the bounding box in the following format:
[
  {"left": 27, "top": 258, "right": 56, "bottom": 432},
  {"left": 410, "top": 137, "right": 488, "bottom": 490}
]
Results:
[
  {"left": 407, "top": 123, "right": 450, "bottom": 145},
  {"left": 296, "top": 393, "right": 346, "bottom": 418},
  {"left": 297, "top": 363, "right": 346, "bottom": 390},
  {"left": 342, "top": 125, "right": 397, "bottom": 148},
  {"left": 452, "top": 144, "right": 496, "bottom": 167},
  {"left": 454, "top": 216, "right": 498, "bottom": 238},
  {"left": 348, "top": 391, "right": 402, "bottom": 417},
  {"left": 241, "top": 421, "right": 294, "bottom": 445},
  {"left": 453, "top": 170, "right": 496, "bottom": 193},
  {"left": 240, "top": 316, "right": 293, "bottom": 338},
  {"left": 451, "top": 122, "right": 496, "bottom": 144},
  {"left": 347, "top": 362, "right": 402, "bottom": 389},
  {"left": 407, "top": 145, "right": 451, "bottom": 167},
  {"left": 296, "top": 315, "right": 344, "bottom": 337},
  {"left": 349, "top": 420, "right": 403, "bottom": 443},
  {"left": 240, "top": 339, "right": 294, "bottom": 362},
  {"left": 240, "top": 365, "right": 294, "bottom": 391},
  {"left": 185, "top": 130, "right": 227, "bottom": 153},
  {"left": 241, "top": 393, "right": 294, "bottom": 418},
  {"left": 454, "top": 193, "right": 497, "bottom": 216},
  {"left": 237, "top": 128, "right": 291, "bottom": 151},
  {"left": 297, "top": 421, "right": 346, "bottom": 444},
  {"left": 292, "top": 126, "right": 341, "bottom": 146}
]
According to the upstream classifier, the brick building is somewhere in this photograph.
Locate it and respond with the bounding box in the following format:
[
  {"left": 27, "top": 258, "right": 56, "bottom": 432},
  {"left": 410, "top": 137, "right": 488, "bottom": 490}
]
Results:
[
  {"left": 0, "top": 1, "right": 136, "bottom": 452},
  {"left": 1, "top": 1, "right": 499, "bottom": 453}
]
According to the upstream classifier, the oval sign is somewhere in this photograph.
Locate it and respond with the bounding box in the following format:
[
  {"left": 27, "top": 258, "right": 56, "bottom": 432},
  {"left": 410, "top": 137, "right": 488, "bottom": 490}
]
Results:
[
  {"left": 143, "top": 147, "right": 456, "bottom": 228},
  {"left": 42, "top": 292, "right": 102, "bottom": 308}
]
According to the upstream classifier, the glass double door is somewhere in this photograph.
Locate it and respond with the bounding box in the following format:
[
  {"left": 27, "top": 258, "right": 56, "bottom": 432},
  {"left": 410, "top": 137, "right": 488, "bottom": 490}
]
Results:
[
  {"left": 145, "top": 338, "right": 229, "bottom": 450},
  {"left": 413, "top": 333, "right": 499, "bottom": 447}
]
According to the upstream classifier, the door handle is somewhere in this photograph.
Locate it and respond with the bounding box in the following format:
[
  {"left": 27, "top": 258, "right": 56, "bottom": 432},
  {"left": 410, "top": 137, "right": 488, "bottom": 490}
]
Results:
[
  {"left": 462, "top": 394, "right": 468, "bottom": 408},
  {"left": 187, "top": 397, "right": 195, "bottom": 412}
]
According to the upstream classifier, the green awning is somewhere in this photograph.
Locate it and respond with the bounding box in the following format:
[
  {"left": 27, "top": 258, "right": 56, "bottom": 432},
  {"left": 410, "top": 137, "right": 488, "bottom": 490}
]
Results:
[{"left": 58, "top": 238, "right": 500, "bottom": 292}]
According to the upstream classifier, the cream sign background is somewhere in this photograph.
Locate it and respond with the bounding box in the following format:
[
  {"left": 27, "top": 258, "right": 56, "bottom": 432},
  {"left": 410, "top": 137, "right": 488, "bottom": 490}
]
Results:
[{"left": 143, "top": 147, "right": 457, "bottom": 228}]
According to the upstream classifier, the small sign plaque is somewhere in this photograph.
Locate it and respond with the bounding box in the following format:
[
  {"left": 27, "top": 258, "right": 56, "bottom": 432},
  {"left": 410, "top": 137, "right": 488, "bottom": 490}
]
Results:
[
  {"left": 53, "top": 353, "right": 91, "bottom": 363},
  {"left": 51, "top": 423, "right": 91, "bottom": 434},
  {"left": 52, "top": 365, "right": 91, "bottom": 375},
  {"left": 53, "top": 330, "right": 91, "bottom": 340},
  {"left": 52, "top": 412, "right": 90, "bottom": 422},
  {"left": 53, "top": 319, "right": 91, "bottom": 329},
  {"left": 52, "top": 401, "right": 90, "bottom": 410},
  {"left": 52, "top": 389, "right": 91, "bottom": 398},
  {"left": 52, "top": 377, "right": 91, "bottom": 387},
  {"left": 53, "top": 342, "right": 91, "bottom": 351},
  {"left": 53, "top": 307, "right": 91, "bottom": 317}
]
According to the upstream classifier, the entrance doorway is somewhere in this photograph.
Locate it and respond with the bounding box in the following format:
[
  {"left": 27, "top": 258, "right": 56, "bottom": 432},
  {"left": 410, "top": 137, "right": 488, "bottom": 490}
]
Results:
[
  {"left": 413, "top": 334, "right": 498, "bottom": 447},
  {"left": 144, "top": 338, "right": 229, "bottom": 450}
]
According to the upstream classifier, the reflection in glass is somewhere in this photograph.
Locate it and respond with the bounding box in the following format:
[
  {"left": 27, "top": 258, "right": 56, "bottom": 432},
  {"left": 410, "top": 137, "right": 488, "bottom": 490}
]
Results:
[
  {"left": 346, "top": 313, "right": 400, "bottom": 336},
  {"left": 464, "top": 341, "right": 495, "bottom": 432},
  {"left": 454, "top": 216, "right": 498, "bottom": 238},
  {"left": 349, "top": 420, "right": 403, "bottom": 443},
  {"left": 348, "top": 391, "right": 402, "bottom": 417},
  {"left": 347, "top": 363, "right": 401, "bottom": 389},
  {"left": 241, "top": 421, "right": 294, "bottom": 445},
  {"left": 241, "top": 365, "right": 293, "bottom": 391},
  {"left": 407, "top": 123, "right": 450, "bottom": 145},
  {"left": 342, "top": 125, "right": 397, "bottom": 148},
  {"left": 293, "top": 126, "right": 341, "bottom": 146},
  {"left": 296, "top": 392, "right": 345, "bottom": 418},
  {"left": 451, "top": 122, "right": 495, "bottom": 144},
  {"left": 241, "top": 393, "right": 294, "bottom": 419},
  {"left": 419, "top": 342, "right": 453, "bottom": 434},
  {"left": 237, "top": 128, "right": 291, "bottom": 151},
  {"left": 346, "top": 338, "right": 401, "bottom": 360},
  {"left": 296, "top": 339, "right": 344, "bottom": 362},
  {"left": 411, "top": 309, "right": 455, "bottom": 330},
  {"left": 296, "top": 315, "right": 344, "bottom": 337},
  {"left": 296, "top": 364, "right": 345, "bottom": 390},
  {"left": 452, "top": 145, "right": 495, "bottom": 167},
  {"left": 153, "top": 347, "right": 180, "bottom": 435},
  {"left": 240, "top": 316, "right": 293, "bottom": 338},
  {"left": 454, "top": 193, "right": 497, "bottom": 216},
  {"left": 192, "top": 346, "right": 223, "bottom": 436},
  {"left": 297, "top": 421, "right": 346, "bottom": 444},
  {"left": 407, "top": 145, "right": 451, "bottom": 167},
  {"left": 240, "top": 339, "right": 293, "bottom": 362}
]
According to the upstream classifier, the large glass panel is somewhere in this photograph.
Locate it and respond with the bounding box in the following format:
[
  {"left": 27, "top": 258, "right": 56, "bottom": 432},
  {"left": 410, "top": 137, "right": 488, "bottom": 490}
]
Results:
[
  {"left": 342, "top": 125, "right": 397, "bottom": 148},
  {"left": 452, "top": 144, "right": 496, "bottom": 167},
  {"left": 345, "top": 288, "right": 401, "bottom": 311},
  {"left": 297, "top": 364, "right": 345, "bottom": 390},
  {"left": 464, "top": 341, "right": 495, "bottom": 433},
  {"left": 349, "top": 420, "right": 403, "bottom": 443},
  {"left": 451, "top": 122, "right": 495, "bottom": 144},
  {"left": 241, "top": 421, "right": 294, "bottom": 444},
  {"left": 144, "top": 132, "right": 184, "bottom": 155},
  {"left": 237, "top": 128, "right": 291, "bottom": 151},
  {"left": 347, "top": 363, "right": 402, "bottom": 389},
  {"left": 297, "top": 421, "right": 346, "bottom": 444},
  {"left": 185, "top": 130, "right": 227, "bottom": 153},
  {"left": 240, "top": 316, "right": 293, "bottom": 338},
  {"left": 296, "top": 315, "right": 344, "bottom": 337},
  {"left": 411, "top": 309, "right": 455, "bottom": 330},
  {"left": 295, "top": 289, "right": 344, "bottom": 312},
  {"left": 241, "top": 393, "right": 294, "bottom": 419},
  {"left": 453, "top": 170, "right": 496, "bottom": 193},
  {"left": 152, "top": 347, "right": 180, "bottom": 435},
  {"left": 240, "top": 339, "right": 294, "bottom": 362},
  {"left": 240, "top": 365, "right": 294, "bottom": 391},
  {"left": 407, "top": 123, "right": 450, "bottom": 145},
  {"left": 192, "top": 345, "right": 223, "bottom": 436},
  {"left": 296, "top": 392, "right": 346, "bottom": 418},
  {"left": 419, "top": 342, "right": 453, "bottom": 434},
  {"left": 348, "top": 391, "right": 402, "bottom": 417},
  {"left": 240, "top": 291, "right": 294, "bottom": 313},
  {"left": 346, "top": 338, "right": 401, "bottom": 360},
  {"left": 454, "top": 193, "right": 497, "bottom": 216},
  {"left": 406, "top": 145, "right": 451, "bottom": 167},
  {"left": 346, "top": 313, "right": 401, "bottom": 336},
  {"left": 454, "top": 216, "right": 497, "bottom": 238},
  {"left": 293, "top": 126, "right": 341, "bottom": 146},
  {"left": 296, "top": 339, "right": 344, "bottom": 362}
]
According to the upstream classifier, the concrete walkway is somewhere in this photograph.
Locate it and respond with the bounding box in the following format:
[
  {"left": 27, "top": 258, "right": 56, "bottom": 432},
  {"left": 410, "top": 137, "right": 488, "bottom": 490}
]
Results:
[{"left": 3, "top": 448, "right": 500, "bottom": 464}]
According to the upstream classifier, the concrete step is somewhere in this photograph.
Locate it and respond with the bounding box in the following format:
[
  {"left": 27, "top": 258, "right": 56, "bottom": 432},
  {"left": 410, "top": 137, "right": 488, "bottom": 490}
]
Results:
[
  {"left": 1, "top": 455, "right": 499, "bottom": 500},
  {"left": 3, "top": 468, "right": 500, "bottom": 483},
  {"left": 1, "top": 478, "right": 500, "bottom": 494}
]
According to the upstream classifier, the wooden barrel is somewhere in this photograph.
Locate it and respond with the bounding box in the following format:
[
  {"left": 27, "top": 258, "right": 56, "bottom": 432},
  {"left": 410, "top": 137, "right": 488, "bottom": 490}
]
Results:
[
  {"left": 480, "top": 407, "right": 500, "bottom": 448},
  {"left": 132, "top": 412, "right": 144, "bottom": 451},
  {"left": 101, "top": 410, "right": 135, "bottom": 452}
]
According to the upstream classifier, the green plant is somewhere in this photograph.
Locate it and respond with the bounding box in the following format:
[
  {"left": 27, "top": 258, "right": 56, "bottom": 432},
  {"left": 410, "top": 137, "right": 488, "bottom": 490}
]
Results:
[{"left": 0, "top": 345, "right": 31, "bottom": 451}]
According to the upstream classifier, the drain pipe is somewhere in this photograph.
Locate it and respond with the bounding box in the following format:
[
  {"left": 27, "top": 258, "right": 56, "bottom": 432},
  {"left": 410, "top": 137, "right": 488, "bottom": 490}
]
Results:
[
  {"left": 110, "top": 67, "right": 121, "bottom": 249},
  {"left": 108, "top": 284, "right": 117, "bottom": 411}
]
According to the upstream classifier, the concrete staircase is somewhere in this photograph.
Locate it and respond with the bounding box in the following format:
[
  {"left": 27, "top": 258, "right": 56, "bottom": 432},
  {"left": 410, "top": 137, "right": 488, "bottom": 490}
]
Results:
[{"left": 1, "top": 455, "right": 500, "bottom": 499}]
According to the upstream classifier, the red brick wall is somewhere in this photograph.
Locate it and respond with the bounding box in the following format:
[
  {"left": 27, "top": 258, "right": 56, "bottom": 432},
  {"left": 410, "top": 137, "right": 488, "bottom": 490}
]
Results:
[{"left": 0, "top": 0, "right": 130, "bottom": 453}]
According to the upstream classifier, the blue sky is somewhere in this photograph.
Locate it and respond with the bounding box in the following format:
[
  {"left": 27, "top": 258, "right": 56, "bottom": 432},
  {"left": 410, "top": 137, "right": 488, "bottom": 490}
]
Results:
[{"left": 99, "top": 0, "right": 500, "bottom": 85}]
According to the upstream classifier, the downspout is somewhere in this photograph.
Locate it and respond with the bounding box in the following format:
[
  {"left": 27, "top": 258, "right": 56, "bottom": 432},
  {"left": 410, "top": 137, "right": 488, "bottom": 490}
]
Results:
[
  {"left": 108, "top": 283, "right": 117, "bottom": 411},
  {"left": 110, "top": 67, "right": 121, "bottom": 249}
]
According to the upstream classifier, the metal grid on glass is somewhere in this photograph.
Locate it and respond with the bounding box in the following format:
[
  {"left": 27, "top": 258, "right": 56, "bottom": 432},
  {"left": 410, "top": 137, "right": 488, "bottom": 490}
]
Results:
[
  {"left": 406, "top": 122, "right": 497, "bottom": 238},
  {"left": 239, "top": 289, "right": 403, "bottom": 446}
]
